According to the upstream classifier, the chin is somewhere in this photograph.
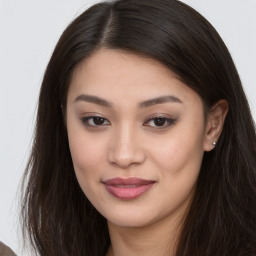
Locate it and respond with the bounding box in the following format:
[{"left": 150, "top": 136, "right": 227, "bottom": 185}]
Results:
[
  {"left": 107, "top": 215, "right": 154, "bottom": 228},
  {"left": 101, "top": 205, "right": 168, "bottom": 229}
]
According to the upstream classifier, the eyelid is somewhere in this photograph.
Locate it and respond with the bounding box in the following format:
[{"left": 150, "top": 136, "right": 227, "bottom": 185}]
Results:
[
  {"left": 143, "top": 114, "right": 177, "bottom": 129},
  {"left": 79, "top": 112, "right": 177, "bottom": 129},
  {"left": 81, "top": 114, "right": 111, "bottom": 127}
]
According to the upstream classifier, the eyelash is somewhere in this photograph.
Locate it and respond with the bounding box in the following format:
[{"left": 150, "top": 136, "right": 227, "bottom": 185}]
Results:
[
  {"left": 143, "top": 116, "right": 176, "bottom": 128},
  {"left": 81, "top": 115, "right": 176, "bottom": 129},
  {"left": 81, "top": 116, "right": 110, "bottom": 127}
]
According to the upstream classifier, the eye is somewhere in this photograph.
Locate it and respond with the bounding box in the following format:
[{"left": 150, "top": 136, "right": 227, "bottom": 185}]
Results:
[
  {"left": 144, "top": 116, "right": 176, "bottom": 128},
  {"left": 81, "top": 116, "right": 110, "bottom": 127}
]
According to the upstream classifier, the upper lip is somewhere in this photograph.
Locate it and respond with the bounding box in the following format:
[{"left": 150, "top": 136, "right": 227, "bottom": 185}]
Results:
[{"left": 103, "top": 177, "right": 155, "bottom": 186}]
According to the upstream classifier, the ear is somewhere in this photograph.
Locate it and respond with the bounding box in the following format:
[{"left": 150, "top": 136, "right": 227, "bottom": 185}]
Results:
[{"left": 204, "top": 100, "right": 229, "bottom": 151}]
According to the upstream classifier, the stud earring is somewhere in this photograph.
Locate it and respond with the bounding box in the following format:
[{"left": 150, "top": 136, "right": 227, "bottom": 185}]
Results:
[{"left": 212, "top": 141, "right": 216, "bottom": 149}]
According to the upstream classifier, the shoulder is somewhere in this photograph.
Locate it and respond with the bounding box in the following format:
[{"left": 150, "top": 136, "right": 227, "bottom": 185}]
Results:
[{"left": 0, "top": 241, "right": 16, "bottom": 256}]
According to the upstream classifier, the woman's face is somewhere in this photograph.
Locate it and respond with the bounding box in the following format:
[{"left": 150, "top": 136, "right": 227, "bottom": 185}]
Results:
[{"left": 66, "top": 48, "right": 208, "bottom": 228}]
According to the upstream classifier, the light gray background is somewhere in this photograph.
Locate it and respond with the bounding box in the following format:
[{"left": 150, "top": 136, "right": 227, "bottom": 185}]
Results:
[{"left": 0, "top": 0, "right": 255, "bottom": 255}]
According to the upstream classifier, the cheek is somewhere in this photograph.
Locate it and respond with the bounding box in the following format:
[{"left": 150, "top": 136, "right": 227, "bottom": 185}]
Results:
[
  {"left": 147, "top": 117, "right": 205, "bottom": 190},
  {"left": 149, "top": 131, "right": 204, "bottom": 210},
  {"left": 66, "top": 112, "right": 106, "bottom": 170},
  {"left": 66, "top": 118, "right": 108, "bottom": 190},
  {"left": 152, "top": 132, "right": 204, "bottom": 172},
  {"left": 69, "top": 136, "right": 103, "bottom": 172},
  {"left": 68, "top": 133, "right": 107, "bottom": 203}
]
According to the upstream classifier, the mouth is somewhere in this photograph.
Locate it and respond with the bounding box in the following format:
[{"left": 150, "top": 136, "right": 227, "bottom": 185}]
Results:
[{"left": 102, "top": 177, "right": 156, "bottom": 200}]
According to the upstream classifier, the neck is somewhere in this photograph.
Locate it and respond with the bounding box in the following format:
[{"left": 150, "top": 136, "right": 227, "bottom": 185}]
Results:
[{"left": 106, "top": 215, "right": 183, "bottom": 256}]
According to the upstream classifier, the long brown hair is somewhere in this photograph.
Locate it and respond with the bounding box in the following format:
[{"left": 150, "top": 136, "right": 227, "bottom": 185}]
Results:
[{"left": 21, "top": 0, "right": 256, "bottom": 255}]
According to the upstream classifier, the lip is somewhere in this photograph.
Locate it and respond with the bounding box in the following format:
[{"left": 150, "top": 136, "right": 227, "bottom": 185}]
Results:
[{"left": 103, "top": 177, "right": 155, "bottom": 200}]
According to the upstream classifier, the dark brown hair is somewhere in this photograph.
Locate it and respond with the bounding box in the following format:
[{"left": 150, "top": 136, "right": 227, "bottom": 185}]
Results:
[{"left": 21, "top": 0, "right": 256, "bottom": 255}]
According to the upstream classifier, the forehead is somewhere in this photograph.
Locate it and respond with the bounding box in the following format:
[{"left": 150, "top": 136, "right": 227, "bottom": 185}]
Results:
[{"left": 68, "top": 48, "right": 201, "bottom": 105}]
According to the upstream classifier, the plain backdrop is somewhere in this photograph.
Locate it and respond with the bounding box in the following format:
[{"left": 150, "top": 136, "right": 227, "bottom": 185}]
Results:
[{"left": 0, "top": 0, "right": 255, "bottom": 255}]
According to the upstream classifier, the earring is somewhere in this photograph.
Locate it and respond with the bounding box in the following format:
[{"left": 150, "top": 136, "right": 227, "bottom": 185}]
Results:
[{"left": 212, "top": 141, "right": 216, "bottom": 149}]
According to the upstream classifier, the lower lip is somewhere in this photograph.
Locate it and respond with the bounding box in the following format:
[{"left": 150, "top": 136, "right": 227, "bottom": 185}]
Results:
[{"left": 104, "top": 183, "right": 154, "bottom": 200}]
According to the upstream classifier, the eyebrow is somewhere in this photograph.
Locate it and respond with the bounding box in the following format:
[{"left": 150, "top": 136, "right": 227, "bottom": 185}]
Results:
[
  {"left": 74, "top": 94, "right": 182, "bottom": 108},
  {"left": 74, "top": 94, "right": 112, "bottom": 107},
  {"left": 138, "top": 95, "right": 183, "bottom": 108}
]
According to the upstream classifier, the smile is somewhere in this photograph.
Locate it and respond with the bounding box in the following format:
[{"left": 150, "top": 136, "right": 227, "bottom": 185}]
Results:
[{"left": 103, "top": 177, "right": 155, "bottom": 200}]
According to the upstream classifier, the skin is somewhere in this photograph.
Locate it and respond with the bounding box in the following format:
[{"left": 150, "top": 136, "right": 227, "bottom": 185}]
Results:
[{"left": 66, "top": 48, "right": 228, "bottom": 256}]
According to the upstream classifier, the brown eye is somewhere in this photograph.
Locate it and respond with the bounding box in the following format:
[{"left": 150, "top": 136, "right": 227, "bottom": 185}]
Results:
[
  {"left": 81, "top": 116, "right": 110, "bottom": 127},
  {"left": 144, "top": 116, "right": 176, "bottom": 129},
  {"left": 153, "top": 117, "right": 166, "bottom": 126},
  {"left": 93, "top": 117, "right": 105, "bottom": 125}
]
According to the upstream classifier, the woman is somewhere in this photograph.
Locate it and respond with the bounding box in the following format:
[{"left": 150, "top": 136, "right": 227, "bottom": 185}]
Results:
[{"left": 21, "top": 0, "right": 256, "bottom": 255}]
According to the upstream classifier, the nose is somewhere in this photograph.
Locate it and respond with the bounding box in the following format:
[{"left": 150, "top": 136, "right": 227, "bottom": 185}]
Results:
[{"left": 107, "top": 125, "right": 146, "bottom": 168}]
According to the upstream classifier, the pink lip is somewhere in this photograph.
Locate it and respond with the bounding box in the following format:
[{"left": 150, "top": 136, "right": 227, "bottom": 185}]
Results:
[{"left": 103, "top": 177, "right": 155, "bottom": 200}]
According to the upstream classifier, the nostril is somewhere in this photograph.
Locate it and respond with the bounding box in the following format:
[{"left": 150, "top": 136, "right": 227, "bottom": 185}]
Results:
[{"left": 107, "top": 146, "right": 146, "bottom": 168}]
